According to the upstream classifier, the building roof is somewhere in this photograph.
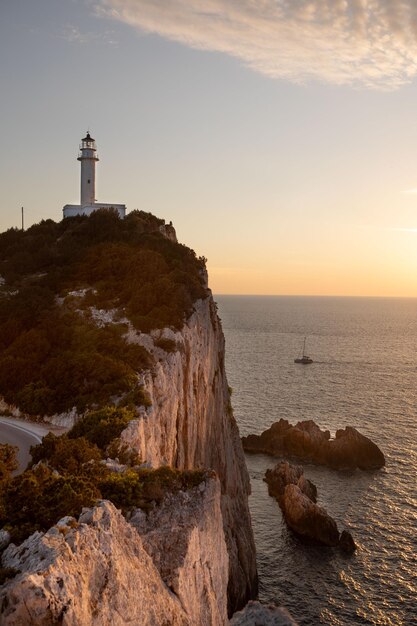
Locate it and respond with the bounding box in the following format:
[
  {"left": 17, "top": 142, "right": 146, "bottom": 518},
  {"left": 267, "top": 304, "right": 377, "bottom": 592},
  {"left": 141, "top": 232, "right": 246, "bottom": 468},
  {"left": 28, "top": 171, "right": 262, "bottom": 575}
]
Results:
[{"left": 82, "top": 132, "right": 95, "bottom": 142}]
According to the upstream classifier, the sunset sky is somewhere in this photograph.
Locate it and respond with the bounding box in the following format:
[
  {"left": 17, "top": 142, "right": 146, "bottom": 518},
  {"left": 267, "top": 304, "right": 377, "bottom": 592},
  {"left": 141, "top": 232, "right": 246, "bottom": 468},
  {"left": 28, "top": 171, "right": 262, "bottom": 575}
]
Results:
[{"left": 2, "top": 0, "right": 417, "bottom": 296}]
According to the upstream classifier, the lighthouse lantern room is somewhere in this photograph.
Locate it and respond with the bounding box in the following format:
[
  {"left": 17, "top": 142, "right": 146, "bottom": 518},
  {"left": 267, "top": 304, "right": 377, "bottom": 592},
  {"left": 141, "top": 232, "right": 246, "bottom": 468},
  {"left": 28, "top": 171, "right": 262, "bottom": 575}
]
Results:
[{"left": 63, "top": 132, "right": 126, "bottom": 219}]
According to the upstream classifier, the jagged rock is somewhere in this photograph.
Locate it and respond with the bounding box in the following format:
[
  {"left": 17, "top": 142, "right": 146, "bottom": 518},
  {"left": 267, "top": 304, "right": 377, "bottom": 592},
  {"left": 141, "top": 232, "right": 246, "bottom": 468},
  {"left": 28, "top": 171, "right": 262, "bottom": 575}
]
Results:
[
  {"left": 283, "top": 484, "right": 340, "bottom": 546},
  {"left": 0, "top": 501, "right": 190, "bottom": 625},
  {"left": 129, "top": 476, "right": 228, "bottom": 626},
  {"left": 120, "top": 297, "right": 257, "bottom": 612},
  {"left": 230, "top": 600, "right": 298, "bottom": 625},
  {"left": 1, "top": 479, "right": 229, "bottom": 626},
  {"left": 339, "top": 529, "right": 357, "bottom": 554},
  {"left": 327, "top": 426, "right": 385, "bottom": 470},
  {"left": 242, "top": 419, "right": 385, "bottom": 470},
  {"left": 264, "top": 461, "right": 317, "bottom": 503}
]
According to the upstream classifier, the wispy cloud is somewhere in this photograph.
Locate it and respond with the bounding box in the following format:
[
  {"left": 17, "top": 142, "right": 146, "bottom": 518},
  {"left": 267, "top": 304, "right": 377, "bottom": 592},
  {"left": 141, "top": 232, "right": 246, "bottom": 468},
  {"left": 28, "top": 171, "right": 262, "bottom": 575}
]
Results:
[
  {"left": 96, "top": 0, "right": 417, "bottom": 88},
  {"left": 58, "top": 24, "right": 118, "bottom": 45},
  {"left": 401, "top": 188, "right": 417, "bottom": 194}
]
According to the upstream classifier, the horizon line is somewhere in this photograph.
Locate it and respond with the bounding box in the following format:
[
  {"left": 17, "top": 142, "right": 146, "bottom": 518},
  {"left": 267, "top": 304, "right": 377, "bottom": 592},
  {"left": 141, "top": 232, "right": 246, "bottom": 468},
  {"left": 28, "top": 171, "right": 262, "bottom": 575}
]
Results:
[{"left": 212, "top": 293, "right": 417, "bottom": 299}]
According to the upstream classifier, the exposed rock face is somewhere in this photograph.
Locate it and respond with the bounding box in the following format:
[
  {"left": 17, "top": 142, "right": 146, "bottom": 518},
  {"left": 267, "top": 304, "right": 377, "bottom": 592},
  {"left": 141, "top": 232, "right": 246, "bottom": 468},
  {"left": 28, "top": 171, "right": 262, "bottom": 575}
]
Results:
[
  {"left": 242, "top": 419, "right": 385, "bottom": 470},
  {"left": 264, "top": 461, "right": 317, "bottom": 503},
  {"left": 1, "top": 477, "right": 229, "bottom": 625},
  {"left": 283, "top": 484, "right": 340, "bottom": 546},
  {"left": 129, "top": 476, "right": 228, "bottom": 626},
  {"left": 230, "top": 601, "right": 298, "bottom": 625},
  {"left": 0, "top": 502, "right": 189, "bottom": 626},
  {"left": 120, "top": 297, "right": 257, "bottom": 612}
]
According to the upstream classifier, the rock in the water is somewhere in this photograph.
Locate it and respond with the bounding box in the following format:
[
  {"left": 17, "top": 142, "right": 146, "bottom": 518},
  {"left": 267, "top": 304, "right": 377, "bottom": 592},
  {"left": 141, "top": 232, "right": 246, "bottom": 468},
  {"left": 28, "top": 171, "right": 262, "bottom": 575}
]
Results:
[
  {"left": 230, "top": 600, "right": 298, "bottom": 625},
  {"left": 283, "top": 484, "right": 340, "bottom": 546},
  {"left": 339, "top": 529, "right": 357, "bottom": 554},
  {"left": 242, "top": 419, "right": 385, "bottom": 470},
  {"left": 328, "top": 427, "right": 386, "bottom": 470},
  {"left": 264, "top": 461, "right": 317, "bottom": 503}
]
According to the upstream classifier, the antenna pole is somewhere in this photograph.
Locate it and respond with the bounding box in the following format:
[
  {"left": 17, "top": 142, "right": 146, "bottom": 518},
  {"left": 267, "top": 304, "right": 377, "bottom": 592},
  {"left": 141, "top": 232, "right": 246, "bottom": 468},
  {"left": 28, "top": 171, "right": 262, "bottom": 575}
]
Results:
[{"left": 21, "top": 206, "right": 24, "bottom": 231}]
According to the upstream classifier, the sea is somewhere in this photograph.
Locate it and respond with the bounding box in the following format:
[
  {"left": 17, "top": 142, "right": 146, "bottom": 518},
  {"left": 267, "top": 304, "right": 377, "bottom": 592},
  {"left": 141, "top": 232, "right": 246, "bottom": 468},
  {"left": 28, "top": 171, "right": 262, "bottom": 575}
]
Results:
[{"left": 215, "top": 295, "right": 417, "bottom": 626}]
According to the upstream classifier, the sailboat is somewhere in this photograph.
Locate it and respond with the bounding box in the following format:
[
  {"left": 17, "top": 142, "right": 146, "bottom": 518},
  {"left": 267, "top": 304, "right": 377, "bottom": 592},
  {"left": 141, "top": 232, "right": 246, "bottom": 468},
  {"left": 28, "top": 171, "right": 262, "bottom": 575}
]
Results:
[{"left": 294, "top": 337, "right": 313, "bottom": 364}]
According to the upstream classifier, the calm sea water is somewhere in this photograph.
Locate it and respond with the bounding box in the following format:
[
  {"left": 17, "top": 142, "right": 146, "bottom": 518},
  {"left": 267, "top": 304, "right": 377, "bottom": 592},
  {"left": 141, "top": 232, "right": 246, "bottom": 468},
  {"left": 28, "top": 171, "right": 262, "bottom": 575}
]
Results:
[{"left": 215, "top": 296, "right": 417, "bottom": 626}]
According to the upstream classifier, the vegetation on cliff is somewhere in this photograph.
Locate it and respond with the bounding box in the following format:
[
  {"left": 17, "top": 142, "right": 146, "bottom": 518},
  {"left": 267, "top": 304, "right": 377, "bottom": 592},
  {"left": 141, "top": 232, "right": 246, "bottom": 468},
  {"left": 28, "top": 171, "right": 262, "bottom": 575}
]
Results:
[
  {"left": 0, "top": 407, "right": 206, "bottom": 543},
  {"left": 0, "top": 210, "right": 207, "bottom": 416}
]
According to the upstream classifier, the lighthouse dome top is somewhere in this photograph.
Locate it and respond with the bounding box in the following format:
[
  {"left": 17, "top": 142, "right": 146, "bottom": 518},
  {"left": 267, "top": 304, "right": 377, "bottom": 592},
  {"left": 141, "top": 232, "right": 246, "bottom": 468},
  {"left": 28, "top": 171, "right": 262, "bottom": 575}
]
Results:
[{"left": 82, "top": 131, "right": 95, "bottom": 142}]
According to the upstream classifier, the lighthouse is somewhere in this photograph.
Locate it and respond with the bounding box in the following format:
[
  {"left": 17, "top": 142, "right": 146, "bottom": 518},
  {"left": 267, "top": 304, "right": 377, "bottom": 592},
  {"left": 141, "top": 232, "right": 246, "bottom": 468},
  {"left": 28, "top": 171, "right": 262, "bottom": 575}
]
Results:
[
  {"left": 63, "top": 132, "right": 126, "bottom": 219},
  {"left": 78, "top": 132, "right": 98, "bottom": 207}
]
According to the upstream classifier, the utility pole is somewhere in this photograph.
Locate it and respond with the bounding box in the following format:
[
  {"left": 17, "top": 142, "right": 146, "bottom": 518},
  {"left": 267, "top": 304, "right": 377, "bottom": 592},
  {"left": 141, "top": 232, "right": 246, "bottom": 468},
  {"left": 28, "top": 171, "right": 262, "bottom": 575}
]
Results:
[{"left": 21, "top": 206, "right": 24, "bottom": 231}]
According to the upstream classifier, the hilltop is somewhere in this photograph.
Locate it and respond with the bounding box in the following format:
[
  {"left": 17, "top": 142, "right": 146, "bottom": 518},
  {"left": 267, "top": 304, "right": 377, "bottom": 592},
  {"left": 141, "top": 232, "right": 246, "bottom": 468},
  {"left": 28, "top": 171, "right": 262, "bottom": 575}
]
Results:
[{"left": 0, "top": 210, "right": 207, "bottom": 417}]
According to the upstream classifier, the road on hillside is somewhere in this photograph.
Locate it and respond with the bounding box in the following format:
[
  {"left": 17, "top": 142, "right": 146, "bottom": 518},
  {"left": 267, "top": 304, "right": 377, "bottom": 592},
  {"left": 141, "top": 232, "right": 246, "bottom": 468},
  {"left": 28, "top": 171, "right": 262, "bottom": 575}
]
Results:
[{"left": 0, "top": 419, "right": 44, "bottom": 474}]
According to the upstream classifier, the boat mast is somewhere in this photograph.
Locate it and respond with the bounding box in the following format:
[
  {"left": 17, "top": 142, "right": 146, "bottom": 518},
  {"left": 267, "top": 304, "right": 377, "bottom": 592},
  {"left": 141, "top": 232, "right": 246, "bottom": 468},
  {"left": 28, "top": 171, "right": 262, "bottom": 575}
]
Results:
[{"left": 303, "top": 337, "right": 306, "bottom": 357}]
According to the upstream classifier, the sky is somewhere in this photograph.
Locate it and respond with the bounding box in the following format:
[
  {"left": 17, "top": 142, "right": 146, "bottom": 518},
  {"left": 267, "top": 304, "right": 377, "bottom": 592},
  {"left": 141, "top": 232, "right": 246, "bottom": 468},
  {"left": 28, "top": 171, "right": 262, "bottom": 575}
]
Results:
[{"left": 2, "top": 0, "right": 417, "bottom": 296}]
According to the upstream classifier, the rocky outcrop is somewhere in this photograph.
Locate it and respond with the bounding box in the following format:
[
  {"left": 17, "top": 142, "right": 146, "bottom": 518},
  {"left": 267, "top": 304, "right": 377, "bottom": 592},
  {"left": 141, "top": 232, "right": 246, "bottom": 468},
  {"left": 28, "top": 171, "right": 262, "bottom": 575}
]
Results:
[
  {"left": 1, "top": 475, "right": 229, "bottom": 625},
  {"left": 242, "top": 419, "right": 385, "bottom": 470},
  {"left": 264, "top": 461, "right": 317, "bottom": 503},
  {"left": 0, "top": 502, "right": 189, "bottom": 626},
  {"left": 265, "top": 461, "right": 356, "bottom": 551},
  {"left": 339, "top": 529, "right": 356, "bottom": 554},
  {"left": 120, "top": 296, "right": 257, "bottom": 612},
  {"left": 230, "top": 601, "right": 298, "bottom": 625},
  {"left": 283, "top": 484, "right": 340, "bottom": 546},
  {"left": 129, "top": 476, "right": 228, "bottom": 626}
]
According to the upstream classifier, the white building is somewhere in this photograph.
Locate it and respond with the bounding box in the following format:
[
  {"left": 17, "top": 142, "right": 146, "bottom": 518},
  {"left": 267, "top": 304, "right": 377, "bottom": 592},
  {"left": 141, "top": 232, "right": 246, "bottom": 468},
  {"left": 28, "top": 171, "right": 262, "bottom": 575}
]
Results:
[{"left": 63, "top": 132, "right": 126, "bottom": 219}]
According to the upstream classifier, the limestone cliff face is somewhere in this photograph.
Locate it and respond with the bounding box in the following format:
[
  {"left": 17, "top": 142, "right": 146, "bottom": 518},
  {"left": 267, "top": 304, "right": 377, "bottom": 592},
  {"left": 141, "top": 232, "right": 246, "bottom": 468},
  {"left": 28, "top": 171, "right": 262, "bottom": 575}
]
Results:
[
  {"left": 121, "top": 296, "right": 257, "bottom": 612},
  {"left": 129, "top": 476, "right": 228, "bottom": 626},
  {"left": 1, "top": 476, "right": 229, "bottom": 626}
]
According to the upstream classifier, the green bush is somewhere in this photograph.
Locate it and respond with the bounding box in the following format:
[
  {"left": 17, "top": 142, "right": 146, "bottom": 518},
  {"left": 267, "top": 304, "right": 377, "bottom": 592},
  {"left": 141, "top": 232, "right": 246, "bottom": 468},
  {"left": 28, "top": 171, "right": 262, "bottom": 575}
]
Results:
[
  {"left": 1, "top": 464, "right": 99, "bottom": 543},
  {"left": 68, "top": 406, "right": 137, "bottom": 451},
  {"left": 30, "top": 434, "right": 101, "bottom": 474}
]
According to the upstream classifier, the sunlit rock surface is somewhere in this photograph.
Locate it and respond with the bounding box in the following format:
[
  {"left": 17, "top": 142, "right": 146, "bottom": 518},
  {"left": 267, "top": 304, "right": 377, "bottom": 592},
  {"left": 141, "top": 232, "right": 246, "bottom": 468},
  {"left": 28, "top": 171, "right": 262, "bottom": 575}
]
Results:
[
  {"left": 129, "top": 475, "right": 228, "bottom": 626},
  {"left": 120, "top": 297, "right": 257, "bottom": 612},
  {"left": 0, "top": 502, "right": 189, "bottom": 626},
  {"left": 1, "top": 476, "right": 229, "bottom": 625}
]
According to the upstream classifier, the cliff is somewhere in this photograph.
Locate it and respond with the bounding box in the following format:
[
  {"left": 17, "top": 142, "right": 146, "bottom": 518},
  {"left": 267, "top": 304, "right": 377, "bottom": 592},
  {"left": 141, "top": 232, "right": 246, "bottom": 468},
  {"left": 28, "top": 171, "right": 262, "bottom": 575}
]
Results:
[
  {"left": 0, "top": 211, "right": 257, "bottom": 617},
  {"left": 0, "top": 477, "right": 229, "bottom": 625},
  {"left": 120, "top": 296, "right": 257, "bottom": 612}
]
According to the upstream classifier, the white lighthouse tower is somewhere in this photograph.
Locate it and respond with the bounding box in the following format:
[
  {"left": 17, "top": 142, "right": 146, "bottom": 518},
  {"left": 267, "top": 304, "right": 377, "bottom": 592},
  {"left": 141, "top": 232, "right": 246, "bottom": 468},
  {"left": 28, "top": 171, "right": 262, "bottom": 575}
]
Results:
[
  {"left": 79, "top": 132, "right": 98, "bottom": 207},
  {"left": 63, "top": 132, "right": 126, "bottom": 219}
]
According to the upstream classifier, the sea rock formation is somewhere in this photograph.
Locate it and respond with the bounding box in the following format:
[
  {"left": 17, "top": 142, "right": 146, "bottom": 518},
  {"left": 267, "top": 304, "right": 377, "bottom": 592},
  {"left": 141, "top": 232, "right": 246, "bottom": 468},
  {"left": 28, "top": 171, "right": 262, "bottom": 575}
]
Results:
[
  {"left": 230, "top": 600, "right": 298, "bottom": 625},
  {"left": 264, "top": 461, "right": 317, "bottom": 503},
  {"left": 264, "top": 461, "right": 356, "bottom": 551},
  {"left": 0, "top": 476, "right": 229, "bottom": 626},
  {"left": 339, "top": 529, "right": 356, "bottom": 554},
  {"left": 119, "top": 297, "right": 257, "bottom": 612},
  {"left": 283, "top": 484, "right": 340, "bottom": 546},
  {"left": 242, "top": 419, "right": 385, "bottom": 470}
]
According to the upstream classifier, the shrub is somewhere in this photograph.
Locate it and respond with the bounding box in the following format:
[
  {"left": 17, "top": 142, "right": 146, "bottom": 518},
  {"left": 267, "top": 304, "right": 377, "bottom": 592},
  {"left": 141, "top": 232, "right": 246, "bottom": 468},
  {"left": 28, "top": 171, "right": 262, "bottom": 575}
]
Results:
[
  {"left": 1, "top": 464, "right": 99, "bottom": 543},
  {"left": 30, "top": 434, "right": 102, "bottom": 473},
  {"left": 0, "top": 444, "right": 18, "bottom": 481},
  {"left": 153, "top": 337, "right": 178, "bottom": 353},
  {"left": 68, "top": 406, "right": 137, "bottom": 450}
]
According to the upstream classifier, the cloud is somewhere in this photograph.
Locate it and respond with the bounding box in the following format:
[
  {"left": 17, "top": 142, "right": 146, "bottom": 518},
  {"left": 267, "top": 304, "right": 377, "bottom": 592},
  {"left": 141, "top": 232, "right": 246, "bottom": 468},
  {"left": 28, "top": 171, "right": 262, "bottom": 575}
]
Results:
[
  {"left": 402, "top": 188, "right": 417, "bottom": 194},
  {"left": 96, "top": 0, "right": 417, "bottom": 88},
  {"left": 58, "top": 24, "right": 118, "bottom": 45}
]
